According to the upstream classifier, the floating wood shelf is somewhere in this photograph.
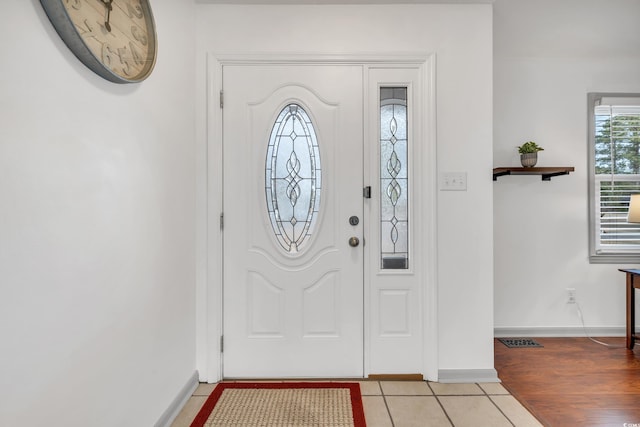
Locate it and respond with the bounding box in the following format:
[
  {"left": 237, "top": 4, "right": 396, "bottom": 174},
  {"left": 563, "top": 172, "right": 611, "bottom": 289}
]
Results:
[{"left": 493, "top": 167, "right": 575, "bottom": 181}]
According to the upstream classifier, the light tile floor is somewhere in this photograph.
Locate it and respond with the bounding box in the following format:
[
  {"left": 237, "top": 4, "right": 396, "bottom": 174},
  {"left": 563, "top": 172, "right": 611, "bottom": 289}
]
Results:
[{"left": 171, "top": 381, "right": 543, "bottom": 427}]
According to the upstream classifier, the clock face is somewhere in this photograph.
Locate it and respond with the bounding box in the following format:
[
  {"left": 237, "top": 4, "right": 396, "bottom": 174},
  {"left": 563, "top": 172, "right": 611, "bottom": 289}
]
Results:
[{"left": 41, "top": 0, "right": 157, "bottom": 83}]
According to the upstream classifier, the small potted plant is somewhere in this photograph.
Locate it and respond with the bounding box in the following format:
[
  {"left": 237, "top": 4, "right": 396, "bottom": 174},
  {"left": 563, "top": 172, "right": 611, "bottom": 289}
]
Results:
[{"left": 517, "top": 141, "right": 544, "bottom": 167}]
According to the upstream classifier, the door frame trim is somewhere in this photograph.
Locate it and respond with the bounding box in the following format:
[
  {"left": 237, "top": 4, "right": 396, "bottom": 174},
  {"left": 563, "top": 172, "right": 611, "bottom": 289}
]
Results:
[{"left": 197, "top": 53, "right": 438, "bottom": 382}]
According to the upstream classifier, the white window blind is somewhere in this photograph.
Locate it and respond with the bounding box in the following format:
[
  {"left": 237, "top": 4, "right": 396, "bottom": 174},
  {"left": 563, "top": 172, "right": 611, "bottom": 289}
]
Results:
[
  {"left": 595, "top": 177, "right": 640, "bottom": 251},
  {"left": 589, "top": 94, "right": 640, "bottom": 262}
]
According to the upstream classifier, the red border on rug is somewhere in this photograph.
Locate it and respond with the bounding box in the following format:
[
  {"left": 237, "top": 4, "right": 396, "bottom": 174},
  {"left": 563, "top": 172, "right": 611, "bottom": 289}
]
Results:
[{"left": 190, "top": 382, "right": 366, "bottom": 427}]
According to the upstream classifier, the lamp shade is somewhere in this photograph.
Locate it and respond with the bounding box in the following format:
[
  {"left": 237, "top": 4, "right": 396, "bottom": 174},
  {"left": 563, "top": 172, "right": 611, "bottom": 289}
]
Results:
[{"left": 628, "top": 194, "right": 640, "bottom": 223}]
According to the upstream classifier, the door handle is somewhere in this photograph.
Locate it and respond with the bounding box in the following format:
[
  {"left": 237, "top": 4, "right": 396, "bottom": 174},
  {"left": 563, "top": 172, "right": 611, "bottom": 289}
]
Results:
[{"left": 348, "top": 236, "right": 360, "bottom": 247}]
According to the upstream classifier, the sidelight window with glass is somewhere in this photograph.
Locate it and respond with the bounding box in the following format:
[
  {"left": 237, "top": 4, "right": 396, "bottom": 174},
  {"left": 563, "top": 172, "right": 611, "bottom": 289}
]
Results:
[{"left": 380, "top": 87, "right": 409, "bottom": 269}]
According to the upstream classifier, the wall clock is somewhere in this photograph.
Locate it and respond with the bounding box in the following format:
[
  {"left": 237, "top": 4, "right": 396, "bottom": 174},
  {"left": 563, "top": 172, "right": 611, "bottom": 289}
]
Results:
[{"left": 40, "top": 0, "right": 157, "bottom": 84}]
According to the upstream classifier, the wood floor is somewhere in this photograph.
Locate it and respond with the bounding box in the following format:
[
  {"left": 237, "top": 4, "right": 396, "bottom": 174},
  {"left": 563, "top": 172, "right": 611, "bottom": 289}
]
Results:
[{"left": 494, "top": 337, "right": 640, "bottom": 426}]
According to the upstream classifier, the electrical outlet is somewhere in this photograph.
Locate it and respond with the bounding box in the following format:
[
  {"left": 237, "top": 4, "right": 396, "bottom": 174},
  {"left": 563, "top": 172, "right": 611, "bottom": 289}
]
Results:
[{"left": 566, "top": 288, "right": 576, "bottom": 304}]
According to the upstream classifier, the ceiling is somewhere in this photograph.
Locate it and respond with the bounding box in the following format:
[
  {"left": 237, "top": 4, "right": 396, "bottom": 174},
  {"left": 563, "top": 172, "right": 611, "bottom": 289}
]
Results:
[{"left": 195, "top": 0, "right": 493, "bottom": 4}]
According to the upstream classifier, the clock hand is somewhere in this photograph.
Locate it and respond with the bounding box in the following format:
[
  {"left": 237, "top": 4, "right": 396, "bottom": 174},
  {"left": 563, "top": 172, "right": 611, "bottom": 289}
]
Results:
[{"left": 101, "top": 0, "right": 113, "bottom": 32}]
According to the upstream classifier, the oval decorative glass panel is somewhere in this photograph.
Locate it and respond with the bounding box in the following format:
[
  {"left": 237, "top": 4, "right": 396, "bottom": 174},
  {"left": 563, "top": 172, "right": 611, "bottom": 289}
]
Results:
[{"left": 265, "top": 104, "right": 322, "bottom": 253}]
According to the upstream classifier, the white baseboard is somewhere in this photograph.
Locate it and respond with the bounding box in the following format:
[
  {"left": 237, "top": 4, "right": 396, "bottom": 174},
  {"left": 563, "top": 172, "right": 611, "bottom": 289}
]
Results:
[
  {"left": 437, "top": 369, "right": 500, "bottom": 383},
  {"left": 494, "top": 326, "right": 626, "bottom": 338},
  {"left": 154, "top": 371, "right": 200, "bottom": 427}
]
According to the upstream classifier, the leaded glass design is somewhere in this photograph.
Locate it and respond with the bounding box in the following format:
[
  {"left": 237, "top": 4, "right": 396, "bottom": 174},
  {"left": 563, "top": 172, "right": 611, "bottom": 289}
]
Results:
[
  {"left": 266, "top": 104, "right": 321, "bottom": 253},
  {"left": 380, "top": 88, "right": 409, "bottom": 269}
]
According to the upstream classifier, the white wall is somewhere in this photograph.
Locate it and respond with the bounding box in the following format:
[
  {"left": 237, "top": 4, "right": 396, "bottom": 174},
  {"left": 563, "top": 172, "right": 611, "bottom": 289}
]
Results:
[
  {"left": 494, "top": 0, "right": 640, "bottom": 334},
  {"left": 0, "top": 1, "right": 197, "bottom": 425},
  {"left": 195, "top": 3, "right": 495, "bottom": 379}
]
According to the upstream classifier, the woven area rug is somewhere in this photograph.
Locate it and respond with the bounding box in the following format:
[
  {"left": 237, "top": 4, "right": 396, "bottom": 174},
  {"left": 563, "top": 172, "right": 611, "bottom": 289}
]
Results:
[{"left": 190, "top": 382, "right": 366, "bottom": 427}]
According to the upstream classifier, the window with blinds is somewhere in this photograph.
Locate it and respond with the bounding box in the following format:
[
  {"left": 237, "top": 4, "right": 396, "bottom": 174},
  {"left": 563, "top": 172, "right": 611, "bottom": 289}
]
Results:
[{"left": 589, "top": 93, "right": 640, "bottom": 262}]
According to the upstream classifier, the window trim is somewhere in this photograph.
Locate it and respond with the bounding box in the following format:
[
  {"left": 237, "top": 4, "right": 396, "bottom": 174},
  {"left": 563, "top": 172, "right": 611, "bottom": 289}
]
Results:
[{"left": 588, "top": 92, "right": 640, "bottom": 263}]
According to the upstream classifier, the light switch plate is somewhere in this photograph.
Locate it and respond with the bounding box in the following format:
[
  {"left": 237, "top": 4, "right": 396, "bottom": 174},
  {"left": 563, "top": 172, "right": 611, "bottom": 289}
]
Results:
[{"left": 440, "top": 172, "right": 467, "bottom": 191}]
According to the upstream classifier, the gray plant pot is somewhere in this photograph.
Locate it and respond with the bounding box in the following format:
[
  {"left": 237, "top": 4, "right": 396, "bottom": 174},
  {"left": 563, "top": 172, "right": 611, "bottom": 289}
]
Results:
[{"left": 520, "top": 152, "right": 538, "bottom": 167}]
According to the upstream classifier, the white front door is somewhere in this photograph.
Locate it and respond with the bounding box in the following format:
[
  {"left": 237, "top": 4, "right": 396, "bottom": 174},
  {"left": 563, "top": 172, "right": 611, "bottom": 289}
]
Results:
[{"left": 222, "top": 64, "right": 364, "bottom": 378}]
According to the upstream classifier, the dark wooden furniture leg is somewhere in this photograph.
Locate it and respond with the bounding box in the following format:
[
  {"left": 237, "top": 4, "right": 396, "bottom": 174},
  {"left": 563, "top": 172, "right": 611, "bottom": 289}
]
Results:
[{"left": 627, "top": 272, "right": 636, "bottom": 350}]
